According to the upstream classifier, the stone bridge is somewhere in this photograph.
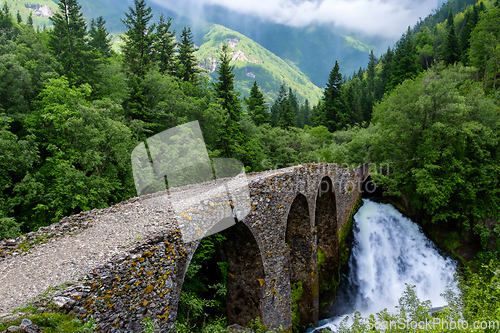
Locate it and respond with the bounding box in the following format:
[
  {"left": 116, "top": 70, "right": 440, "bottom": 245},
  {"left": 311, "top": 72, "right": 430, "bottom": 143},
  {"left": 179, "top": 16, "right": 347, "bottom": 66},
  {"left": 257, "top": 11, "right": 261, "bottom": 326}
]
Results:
[{"left": 0, "top": 163, "right": 369, "bottom": 332}]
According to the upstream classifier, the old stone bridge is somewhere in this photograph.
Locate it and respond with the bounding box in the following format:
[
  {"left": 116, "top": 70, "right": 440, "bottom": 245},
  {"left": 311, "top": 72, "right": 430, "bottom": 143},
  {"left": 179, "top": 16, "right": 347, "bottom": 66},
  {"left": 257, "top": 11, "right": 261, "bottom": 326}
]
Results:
[{"left": 0, "top": 163, "right": 369, "bottom": 332}]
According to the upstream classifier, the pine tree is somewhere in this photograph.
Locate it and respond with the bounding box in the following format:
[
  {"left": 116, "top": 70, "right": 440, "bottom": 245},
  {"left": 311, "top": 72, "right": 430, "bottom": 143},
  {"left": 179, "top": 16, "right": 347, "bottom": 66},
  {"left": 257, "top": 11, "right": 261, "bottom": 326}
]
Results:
[
  {"left": 270, "top": 84, "right": 287, "bottom": 127},
  {"left": 214, "top": 44, "right": 245, "bottom": 157},
  {"left": 311, "top": 100, "right": 326, "bottom": 127},
  {"left": 0, "top": 2, "right": 13, "bottom": 30},
  {"left": 278, "top": 96, "right": 295, "bottom": 129},
  {"left": 377, "top": 47, "right": 394, "bottom": 98},
  {"left": 246, "top": 81, "right": 269, "bottom": 126},
  {"left": 443, "top": 10, "right": 460, "bottom": 66},
  {"left": 27, "top": 12, "right": 33, "bottom": 28},
  {"left": 49, "top": 0, "right": 99, "bottom": 86},
  {"left": 121, "top": 0, "right": 154, "bottom": 120},
  {"left": 177, "top": 27, "right": 198, "bottom": 82},
  {"left": 297, "top": 99, "right": 311, "bottom": 128},
  {"left": 363, "top": 50, "right": 377, "bottom": 121},
  {"left": 345, "top": 81, "right": 362, "bottom": 124},
  {"left": 459, "top": 5, "right": 479, "bottom": 65},
  {"left": 89, "top": 16, "right": 113, "bottom": 58},
  {"left": 323, "top": 61, "right": 350, "bottom": 132},
  {"left": 367, "top": 50, "right": 377, "bottom": 95},
  {"left": 388, "top": 27, "right": 421, "bottom": 90},
  {"left": 288, "top": 88, "right": 299, "bottom": 121},
  {"left": 2, "top": 2, "right": 9, "bottom": 15},
  {"left": 153, "top": 14, "right": 177, "bottom": 75},
  {"left": 16, "top": 10, "right": 21, "bottom": 24},
  {"left": 121, "top": 0, "right": 154, "bottom": 79}
]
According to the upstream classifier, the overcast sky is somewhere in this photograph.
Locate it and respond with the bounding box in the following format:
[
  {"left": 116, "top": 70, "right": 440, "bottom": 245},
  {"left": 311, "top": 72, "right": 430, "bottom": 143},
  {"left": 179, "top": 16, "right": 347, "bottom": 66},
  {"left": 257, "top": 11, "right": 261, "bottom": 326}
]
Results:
[{"left": 151, "top": 0, "right": 441, "bottom": 39}]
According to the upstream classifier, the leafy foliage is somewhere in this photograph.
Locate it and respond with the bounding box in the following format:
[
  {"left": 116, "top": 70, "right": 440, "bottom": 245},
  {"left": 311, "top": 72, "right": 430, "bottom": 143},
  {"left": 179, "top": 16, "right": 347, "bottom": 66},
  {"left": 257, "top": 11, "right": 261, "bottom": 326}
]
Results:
[
  {"left": 370, "top": 65, "right": 500, "bottom": 226},
  {"left": 177, "top": 234, "right": 228, "bottom": 331}
]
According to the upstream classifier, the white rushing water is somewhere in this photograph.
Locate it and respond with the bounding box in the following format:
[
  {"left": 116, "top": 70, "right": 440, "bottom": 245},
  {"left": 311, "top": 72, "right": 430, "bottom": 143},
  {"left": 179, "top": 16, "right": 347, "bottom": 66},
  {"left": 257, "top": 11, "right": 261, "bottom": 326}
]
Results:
[{"left": 311, "top": 199, "right": 457, "bottom": 332}]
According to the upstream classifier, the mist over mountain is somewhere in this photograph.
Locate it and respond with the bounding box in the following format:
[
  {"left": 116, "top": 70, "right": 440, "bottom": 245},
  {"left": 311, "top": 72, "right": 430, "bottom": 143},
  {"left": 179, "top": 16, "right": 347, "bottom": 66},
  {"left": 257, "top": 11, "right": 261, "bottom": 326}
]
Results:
[
  {"left": 149, "top": 0, "right": 443, "bottom": 85},
  {"left": 150, "top": 0, "right": 441, "bottom": 39}
]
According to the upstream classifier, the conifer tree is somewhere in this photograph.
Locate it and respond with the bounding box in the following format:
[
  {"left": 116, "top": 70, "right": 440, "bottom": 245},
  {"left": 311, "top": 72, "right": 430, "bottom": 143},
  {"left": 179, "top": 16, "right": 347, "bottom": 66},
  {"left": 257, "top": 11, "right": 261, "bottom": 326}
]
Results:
[
  {"left": 377, "top": 47, "right": 394, "bottom": 98},
  {"left": 246, "top": 81, "right": 269, "bottom": 126},
  {"left": 153, "top": 14, "right": 177, "bottom": 75},
  {"left": 121, "top": 0, "right": 154, "bottom": 119},
  {"left": 177, "top": 27, "right": 198, "bottom": 82},
  {"left": 0, "top": 2, "right": 13, "bottom": 30},
  {"left": 367, "top": 50, "right": 377, "bottom": 95},
  {"left": 443, "top": 10, "right": 460, "bottom": 65},
  {"left": 2, "top": 2, "right": 8, "bottom": 15},
  {"left": 27, "top": 12, "right": 33, "bottom": 28},
  {"left": 278, "top": 97, "right": 295, "bottom": 129},
  {"left": 345, "top": 81, "right": 362, "bottom": 124},
  {"left": 363, "top": 50, "right": 377, "bottom": 121},
  {"left": 214, "top": 44, "right": 245, "bottom": 157},
  {"left": 121, "top": 0, "right": 154, "bottom": 79},
  {"left": 288, "top": 88, "right": 299, "bottom": 121},
  {"left": 270, "top": 84, "right": 287, "bottom": 127},
  {"left": 388, "top": 27, "right": 421, "bottom": 90},
  {"left": 89, "top": 16, "right": 113, "bottom": 58},
  {"left": 49, "top": 0, "right": 99, "bottom": 86},
  {"left": 16, "top": 10, "right": 21, "bottom": 24},
  {"left": 323, "top": 61, "right": 350, "bottom": 132},
  {"left": 459, "top": 5, "right": 479, "bottom": 65},
  {"left": 297, "top": 99, "right": 311, "bottom": 128}
]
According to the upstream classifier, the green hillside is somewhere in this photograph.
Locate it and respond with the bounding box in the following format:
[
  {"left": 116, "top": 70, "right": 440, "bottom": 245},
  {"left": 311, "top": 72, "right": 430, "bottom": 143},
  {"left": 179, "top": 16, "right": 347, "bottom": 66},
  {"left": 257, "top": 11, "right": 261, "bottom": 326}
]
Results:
[
  {"left": 196, "top": 24, "right": 323, "bottom": 104},
  {"left": 3, "top": 0, "right": 57, "bottom": 29}
]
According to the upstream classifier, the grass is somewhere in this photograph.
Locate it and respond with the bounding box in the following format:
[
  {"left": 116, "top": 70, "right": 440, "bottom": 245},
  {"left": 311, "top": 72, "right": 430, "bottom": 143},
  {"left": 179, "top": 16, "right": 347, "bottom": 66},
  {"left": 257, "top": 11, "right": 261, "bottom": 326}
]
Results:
[
  {"left": 17, "top": 234, "right": 51, "bottom": 253},
  {"left": 0, "top": 313, "right": 91, "bottom": 332}
]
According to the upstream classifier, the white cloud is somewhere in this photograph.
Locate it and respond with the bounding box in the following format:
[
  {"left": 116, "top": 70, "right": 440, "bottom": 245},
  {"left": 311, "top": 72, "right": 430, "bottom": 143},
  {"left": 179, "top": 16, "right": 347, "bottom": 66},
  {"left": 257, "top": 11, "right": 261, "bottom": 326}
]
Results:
[{"left": 150, "top": 0, "right": 439, "bottom": 39}]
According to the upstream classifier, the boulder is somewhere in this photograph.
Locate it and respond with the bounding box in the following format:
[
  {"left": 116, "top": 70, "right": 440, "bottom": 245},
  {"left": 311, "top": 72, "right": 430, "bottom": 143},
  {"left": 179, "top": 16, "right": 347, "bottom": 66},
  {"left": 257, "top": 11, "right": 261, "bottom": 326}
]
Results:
[{"left": 51, "top": 297, "right": 75, "bottom": 309}]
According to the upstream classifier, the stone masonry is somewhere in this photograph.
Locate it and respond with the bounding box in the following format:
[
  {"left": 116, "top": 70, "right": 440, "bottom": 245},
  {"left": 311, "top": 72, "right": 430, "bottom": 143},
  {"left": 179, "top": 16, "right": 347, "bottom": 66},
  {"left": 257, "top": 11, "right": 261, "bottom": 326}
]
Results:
[{"left": 0, "top": 163, "right": 370, "bottom": 332}]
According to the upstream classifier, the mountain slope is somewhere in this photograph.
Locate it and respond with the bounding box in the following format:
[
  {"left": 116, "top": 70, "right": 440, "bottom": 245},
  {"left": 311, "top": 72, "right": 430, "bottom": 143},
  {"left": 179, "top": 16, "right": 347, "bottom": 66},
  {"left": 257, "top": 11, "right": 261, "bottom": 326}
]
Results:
[
  {"left": 4, "top": 0, "right": 57, "bottom": 28},
  {"left": 196, "top": 24, "right": 323, "bottom": 104}
]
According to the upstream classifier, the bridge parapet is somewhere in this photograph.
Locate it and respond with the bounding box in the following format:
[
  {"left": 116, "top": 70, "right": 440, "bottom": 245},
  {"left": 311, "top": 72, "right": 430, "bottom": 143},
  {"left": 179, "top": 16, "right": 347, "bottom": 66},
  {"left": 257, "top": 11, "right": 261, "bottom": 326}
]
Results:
[{"left": 0, "top": 163, "right": 369, "bottom": 332}]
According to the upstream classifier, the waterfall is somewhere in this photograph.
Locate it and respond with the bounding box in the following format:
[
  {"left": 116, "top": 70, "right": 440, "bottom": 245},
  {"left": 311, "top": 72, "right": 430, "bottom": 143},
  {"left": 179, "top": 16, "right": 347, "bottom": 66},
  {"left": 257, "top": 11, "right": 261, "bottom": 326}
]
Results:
[{"left": 310, "top": 199, "right": 457, "bottom": 332}]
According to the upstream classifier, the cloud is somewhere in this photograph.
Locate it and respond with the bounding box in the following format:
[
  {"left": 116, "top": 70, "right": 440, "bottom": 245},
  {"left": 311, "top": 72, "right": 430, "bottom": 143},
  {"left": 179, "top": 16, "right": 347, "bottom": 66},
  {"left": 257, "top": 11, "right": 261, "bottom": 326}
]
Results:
[{"left": 150, "top": 0, "right": 439, "bottom": 39}]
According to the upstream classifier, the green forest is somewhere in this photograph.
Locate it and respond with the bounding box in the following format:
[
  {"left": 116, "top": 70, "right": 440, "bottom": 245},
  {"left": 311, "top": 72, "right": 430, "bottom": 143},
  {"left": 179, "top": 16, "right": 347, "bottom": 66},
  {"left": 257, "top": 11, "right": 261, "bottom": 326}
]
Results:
[{"left": 0, "top": 0, "right": 499, "bottom": 331}]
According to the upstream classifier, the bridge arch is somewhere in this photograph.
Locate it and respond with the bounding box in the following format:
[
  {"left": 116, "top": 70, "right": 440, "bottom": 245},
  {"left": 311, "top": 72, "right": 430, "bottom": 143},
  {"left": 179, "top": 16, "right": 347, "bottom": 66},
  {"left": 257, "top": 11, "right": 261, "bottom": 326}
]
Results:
[
  {"left": 221, "top": 221, "right": 265, "bottom": 326},
  {"left": 176, "top": 218, "right": 265, "bottom": 329},
  {"left": 315, "top": 177, "right": 339, "bottom": 313},
  {"left": 285, "top": 193, "right": 318, "bottom": 329}
]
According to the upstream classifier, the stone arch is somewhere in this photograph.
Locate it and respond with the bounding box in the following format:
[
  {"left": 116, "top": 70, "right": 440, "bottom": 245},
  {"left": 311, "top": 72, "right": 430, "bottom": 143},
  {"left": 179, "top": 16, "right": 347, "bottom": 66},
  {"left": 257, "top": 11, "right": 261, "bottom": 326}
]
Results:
[
  {"left": 221, "top": 221, "right": 265, "bottom": 326},
  {"left": 285, "top": 193, "right": 318, "bottom": 329},
  {"left": 315, "top": 176, "right": 338, "bottom": 313},
  {"left": 174, "top": 219, "right": 265, "bottom": 329}
]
